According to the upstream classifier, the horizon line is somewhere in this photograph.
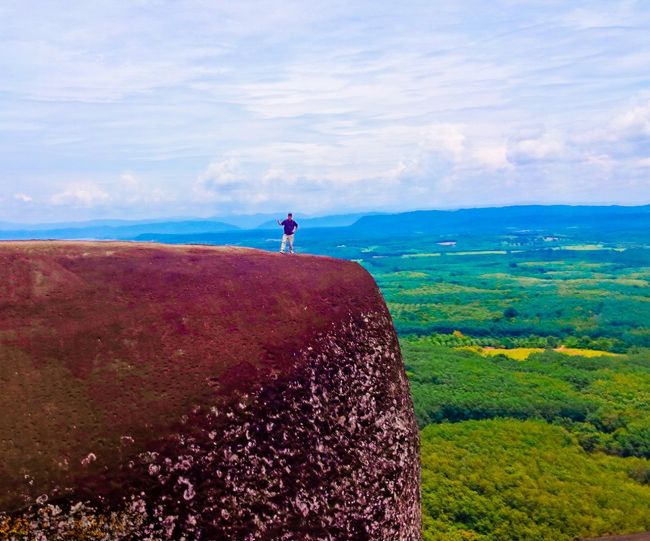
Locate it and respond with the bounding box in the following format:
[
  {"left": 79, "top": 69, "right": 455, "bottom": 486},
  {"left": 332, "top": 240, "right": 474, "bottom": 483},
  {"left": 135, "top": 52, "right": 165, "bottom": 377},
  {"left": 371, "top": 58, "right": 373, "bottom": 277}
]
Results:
[{"left": 2, "top": 201, "right": 650, "bottom": 229}]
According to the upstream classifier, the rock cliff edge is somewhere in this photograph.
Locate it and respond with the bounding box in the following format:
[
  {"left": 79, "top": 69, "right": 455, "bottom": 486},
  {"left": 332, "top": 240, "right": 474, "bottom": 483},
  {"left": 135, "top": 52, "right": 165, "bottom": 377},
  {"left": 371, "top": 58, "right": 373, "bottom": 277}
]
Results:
[{"left": 0, "top": 241, "right": 420, "bottom": 540}]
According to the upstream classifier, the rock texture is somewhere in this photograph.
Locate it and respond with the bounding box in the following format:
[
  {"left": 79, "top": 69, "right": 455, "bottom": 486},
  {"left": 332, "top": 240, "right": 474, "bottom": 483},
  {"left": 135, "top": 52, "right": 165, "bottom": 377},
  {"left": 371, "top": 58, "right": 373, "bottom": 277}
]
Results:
[{"left": 0, "top": 241, "right": 420, "bottom": 540}]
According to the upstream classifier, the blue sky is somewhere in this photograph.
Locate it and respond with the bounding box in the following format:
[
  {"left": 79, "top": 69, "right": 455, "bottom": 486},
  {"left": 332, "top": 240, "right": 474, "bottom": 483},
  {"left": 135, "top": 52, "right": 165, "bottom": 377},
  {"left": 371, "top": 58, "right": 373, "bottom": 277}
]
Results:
[{"left": 1, "top": 1, "right": 650, "bottom": 223}]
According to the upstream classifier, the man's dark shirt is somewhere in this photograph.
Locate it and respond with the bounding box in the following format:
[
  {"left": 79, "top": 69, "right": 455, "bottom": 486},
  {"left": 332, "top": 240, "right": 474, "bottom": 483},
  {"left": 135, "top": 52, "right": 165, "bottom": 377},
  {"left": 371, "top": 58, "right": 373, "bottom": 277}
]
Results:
[{"left": 281, "top": 219, "right": 298, "bottom": 235}]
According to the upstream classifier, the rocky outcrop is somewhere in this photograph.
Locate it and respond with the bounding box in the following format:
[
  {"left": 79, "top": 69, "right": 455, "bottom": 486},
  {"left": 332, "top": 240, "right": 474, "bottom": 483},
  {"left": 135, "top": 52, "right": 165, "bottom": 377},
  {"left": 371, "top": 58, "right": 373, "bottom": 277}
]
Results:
[{"left": 0, "top": 242, "right": 420, "bottom": 540}]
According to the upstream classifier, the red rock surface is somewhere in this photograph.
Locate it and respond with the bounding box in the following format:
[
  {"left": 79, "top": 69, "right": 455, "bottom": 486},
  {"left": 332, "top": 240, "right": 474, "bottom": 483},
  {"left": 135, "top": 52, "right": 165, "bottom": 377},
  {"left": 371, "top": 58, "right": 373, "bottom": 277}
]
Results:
[{"left": 0, "top": 241, "right": 420, "bottom": 540}]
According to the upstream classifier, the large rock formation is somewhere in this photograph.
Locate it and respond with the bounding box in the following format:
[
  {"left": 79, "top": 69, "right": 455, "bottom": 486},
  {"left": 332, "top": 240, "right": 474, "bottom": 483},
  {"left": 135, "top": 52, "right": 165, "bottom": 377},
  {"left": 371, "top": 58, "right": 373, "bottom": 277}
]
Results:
[{"left": 0, "top": 241, "right": 420, "bottom": 540}]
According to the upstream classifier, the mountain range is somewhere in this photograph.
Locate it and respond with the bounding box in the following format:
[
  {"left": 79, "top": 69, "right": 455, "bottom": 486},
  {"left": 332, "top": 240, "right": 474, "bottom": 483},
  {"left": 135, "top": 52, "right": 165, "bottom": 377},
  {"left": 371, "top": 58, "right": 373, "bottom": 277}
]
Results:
[{"left": 1, "top": 205, "right": 648, "bottom": 241}]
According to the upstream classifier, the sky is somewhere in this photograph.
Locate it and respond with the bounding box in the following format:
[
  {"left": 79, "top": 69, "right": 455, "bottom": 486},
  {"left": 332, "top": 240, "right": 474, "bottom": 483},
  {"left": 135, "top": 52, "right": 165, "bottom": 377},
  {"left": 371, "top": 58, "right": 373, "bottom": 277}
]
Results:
[{"left": 1, "top": 0, "right": 650, "bottom": 223}]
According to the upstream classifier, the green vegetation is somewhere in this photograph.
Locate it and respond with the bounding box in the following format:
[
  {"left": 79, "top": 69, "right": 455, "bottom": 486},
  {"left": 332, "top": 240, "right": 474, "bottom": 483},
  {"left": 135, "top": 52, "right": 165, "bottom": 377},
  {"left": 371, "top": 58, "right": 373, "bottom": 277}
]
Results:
[
  {"left": 421, "top": 419, "right": 650, "bottom": 541},
  {"left": 368, "top": 246, "right": 650, "bottom": 349},
  {"left": 406, "top": 343, "right": 650, "bottom": 540},
  {"left": 365, "top": 233, "right": 650, "bottom": 539},
  {"left": 406, "top": 342, "right": 650, "bottom": 455}
]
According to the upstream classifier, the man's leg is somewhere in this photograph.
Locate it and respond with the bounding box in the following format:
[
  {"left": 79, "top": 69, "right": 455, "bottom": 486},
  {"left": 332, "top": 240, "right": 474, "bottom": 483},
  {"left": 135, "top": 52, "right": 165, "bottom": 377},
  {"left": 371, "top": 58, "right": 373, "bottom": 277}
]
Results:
[
  {"left": 280, "top": 234, "right": 287, "bottom": 253},
  {"left": 288, "top": 234, "right": 294, "bottom": 253}
]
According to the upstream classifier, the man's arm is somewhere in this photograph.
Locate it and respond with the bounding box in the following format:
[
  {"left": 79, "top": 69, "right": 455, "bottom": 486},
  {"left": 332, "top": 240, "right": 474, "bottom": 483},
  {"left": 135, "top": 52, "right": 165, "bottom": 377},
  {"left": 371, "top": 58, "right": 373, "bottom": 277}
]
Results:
[
  {"left": 293, "top": 222, "right": 298, "bottom": 233},
  {"left": 277, "top": 219, "right": 283, "bottom": 226}
]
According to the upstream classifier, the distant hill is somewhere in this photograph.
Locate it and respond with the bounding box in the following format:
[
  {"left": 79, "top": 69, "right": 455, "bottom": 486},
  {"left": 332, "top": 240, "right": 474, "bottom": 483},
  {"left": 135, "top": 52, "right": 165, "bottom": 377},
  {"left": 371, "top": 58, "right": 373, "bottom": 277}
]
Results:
[
  {"left": 0, "top": 212, "right": 376, "bottom": 240},
  {"left": 4, "top": 205, "right": 650, "bottom": 242},
  {"left": 126, "top": 203, "right": 650, "bottom": 248},
  {"left": 0, "top": 217, "right": 202, "bottom": 231},
  {"left": 255, "top": 212, "right": 381, "bottom": 230},
  {"left": 351, "top": 205, "right": 650, "bottom": 235},
  {"left": 0, "top": 220, "right": 238, "bottom": 240},
  {"left": 209, "top": 213, "right": 280, "bottom": 229}
]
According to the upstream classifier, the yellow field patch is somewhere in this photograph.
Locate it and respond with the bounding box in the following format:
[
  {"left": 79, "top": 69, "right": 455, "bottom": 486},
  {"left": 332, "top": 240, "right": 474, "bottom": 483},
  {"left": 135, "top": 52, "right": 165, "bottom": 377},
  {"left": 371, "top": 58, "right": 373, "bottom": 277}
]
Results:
[
  {"left": 553, "top": 347, "right": 622, "bottom": 358},
  {"left": 557, "top": 244, "right": 605, "bottom": 251},
  {"left": 552, "top": 244, "right": 626, "bottom": 252},
  {"left": 401, "top": 252, "right": 441, "bottom": 258},
  {"left": 479, "top": 347, "right": 543, "bottom": 360},
  {"left": 457, "top": 346, "right": 621, "bottom": 361}
]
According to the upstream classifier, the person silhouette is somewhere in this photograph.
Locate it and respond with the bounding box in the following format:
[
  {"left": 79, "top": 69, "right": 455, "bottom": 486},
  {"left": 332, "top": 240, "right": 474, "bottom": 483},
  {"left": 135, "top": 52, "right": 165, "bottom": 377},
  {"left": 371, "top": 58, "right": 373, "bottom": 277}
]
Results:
[{"left": 277, "top": 213, "right": 299, "bottom": 254}]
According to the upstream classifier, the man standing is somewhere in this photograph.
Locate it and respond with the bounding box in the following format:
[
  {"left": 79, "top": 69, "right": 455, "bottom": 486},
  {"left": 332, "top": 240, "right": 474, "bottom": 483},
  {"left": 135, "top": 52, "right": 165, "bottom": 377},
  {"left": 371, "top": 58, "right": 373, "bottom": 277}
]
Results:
[{"left": 277, "top": 213, "right": 298, "bottom": 254}]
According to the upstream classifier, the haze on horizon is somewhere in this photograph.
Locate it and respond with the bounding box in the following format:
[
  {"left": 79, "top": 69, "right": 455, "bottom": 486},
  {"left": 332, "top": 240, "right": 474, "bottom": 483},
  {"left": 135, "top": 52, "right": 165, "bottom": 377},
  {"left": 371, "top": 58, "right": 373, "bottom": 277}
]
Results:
[{"left": 1, "top": 0, "right": 650, "bottom": 224}]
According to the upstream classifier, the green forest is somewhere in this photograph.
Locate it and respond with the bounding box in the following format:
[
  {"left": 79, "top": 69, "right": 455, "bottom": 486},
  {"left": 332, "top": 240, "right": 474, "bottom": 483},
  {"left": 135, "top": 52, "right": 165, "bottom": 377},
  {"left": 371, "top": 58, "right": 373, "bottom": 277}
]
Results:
[
  {"left": 358, "top": 232, "right": 650, "bottom": 540},
  {"left": 408, "top": 344, "right": 650, "bottom": 540}
]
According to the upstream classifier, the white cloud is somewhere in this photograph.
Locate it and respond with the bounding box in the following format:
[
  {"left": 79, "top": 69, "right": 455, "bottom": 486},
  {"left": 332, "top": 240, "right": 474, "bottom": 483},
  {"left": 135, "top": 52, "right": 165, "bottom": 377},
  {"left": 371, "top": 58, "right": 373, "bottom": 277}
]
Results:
[
  {"left": 194, "top": 158, "right": 275, "bottom": 209},
  {"left": 51, "top": 184, "right": 111, "bottom": 207},
  {"left": 472, "top": 144, "right": 511, "bottom": 170},
  {"left": 116, "top": 172, "right": 171, "bottom": 205},
  {"left": 2, "top": 1, "right": 650, "bottom": 221},
  {"left": 560, "top": 6, "right": 630, "bottom": 30},
  {"left": 421, "top": 125, "right": 466, "bottom": 162},
  {"left": 507, "top": 133, "right": 566, "bottom": 164},
  {"left": 14, "top": 193, "right": 33, "bottom": 203},
  {"left": 196, "top": 159, "right": 246, "bottom": 191},
  {"left": 584, "top": 153, "right": 615, "bottom": 170},
  {"left": 611, "top": 101, "right": 650, "bottom": 138},
  {"left": 636, "top": 158, "right": 650, "bottom": 168}
]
